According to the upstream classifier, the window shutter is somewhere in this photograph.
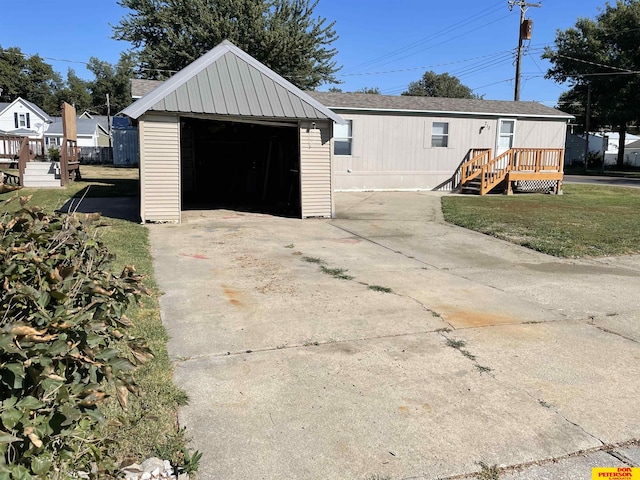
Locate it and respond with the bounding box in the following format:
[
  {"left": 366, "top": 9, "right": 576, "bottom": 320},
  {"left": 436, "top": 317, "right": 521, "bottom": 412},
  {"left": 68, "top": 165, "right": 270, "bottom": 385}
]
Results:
[
  {"left": 26, "top": 113, "right": 30, "bottom": 129},
  {"left": 14, "top": 112, "right": 18, "bottom": 129}
]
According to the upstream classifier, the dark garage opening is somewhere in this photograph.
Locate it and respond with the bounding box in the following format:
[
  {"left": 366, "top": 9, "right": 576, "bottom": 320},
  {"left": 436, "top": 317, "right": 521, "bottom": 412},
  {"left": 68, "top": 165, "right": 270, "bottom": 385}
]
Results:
[{"left": 180, "top": 118, "right": 301, "bottom": 217}]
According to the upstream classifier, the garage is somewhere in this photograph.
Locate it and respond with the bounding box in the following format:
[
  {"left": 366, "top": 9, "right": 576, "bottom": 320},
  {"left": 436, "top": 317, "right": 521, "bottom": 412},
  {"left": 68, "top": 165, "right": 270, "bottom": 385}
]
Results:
[
  {"left": 122, "top": 40, "right": 343, "bottom": 223},
  {"left": 180, "top": 118, "right": 300, "bottom": 216}
]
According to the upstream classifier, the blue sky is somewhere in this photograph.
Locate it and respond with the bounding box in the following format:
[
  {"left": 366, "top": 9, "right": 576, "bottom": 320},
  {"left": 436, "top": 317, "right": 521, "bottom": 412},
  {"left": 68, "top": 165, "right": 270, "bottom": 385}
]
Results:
[{"left": 0, "top": 0, "right": 607, "bottom": 106}]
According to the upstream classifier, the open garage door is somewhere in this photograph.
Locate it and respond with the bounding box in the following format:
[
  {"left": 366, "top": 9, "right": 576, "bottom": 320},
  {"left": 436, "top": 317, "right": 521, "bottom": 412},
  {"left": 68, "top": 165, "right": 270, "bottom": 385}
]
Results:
[{"left": 181, "top": 118, "right": 300, "bottom": 217}]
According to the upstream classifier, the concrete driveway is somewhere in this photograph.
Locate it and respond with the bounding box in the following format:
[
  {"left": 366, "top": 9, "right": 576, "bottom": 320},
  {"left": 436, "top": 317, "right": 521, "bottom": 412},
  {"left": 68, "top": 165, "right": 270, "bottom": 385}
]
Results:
[{"left": 148, "top": 192, "right": 640, "bottom": 479}]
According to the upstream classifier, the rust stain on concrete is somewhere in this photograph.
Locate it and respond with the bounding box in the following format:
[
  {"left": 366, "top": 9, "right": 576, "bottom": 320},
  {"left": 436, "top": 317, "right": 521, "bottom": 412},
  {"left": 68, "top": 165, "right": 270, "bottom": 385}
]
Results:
[
  {"left": 436, "top": 306, "right": 517, "bottom": 328},
  {"left": 223, "top": 286, "right": 242, "bottom": 307}
]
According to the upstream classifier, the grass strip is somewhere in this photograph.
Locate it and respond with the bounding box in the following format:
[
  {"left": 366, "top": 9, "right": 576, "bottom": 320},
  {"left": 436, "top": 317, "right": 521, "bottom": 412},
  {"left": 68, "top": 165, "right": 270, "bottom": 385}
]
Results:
[{"left": 442, "top": 184, "right": 640, "bottom": 257}]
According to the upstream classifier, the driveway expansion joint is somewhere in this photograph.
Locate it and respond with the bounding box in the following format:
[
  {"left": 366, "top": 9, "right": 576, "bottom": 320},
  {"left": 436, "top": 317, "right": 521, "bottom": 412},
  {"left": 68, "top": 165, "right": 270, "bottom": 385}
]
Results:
[
  {"left": 435, "top": 440, "right": 640, "bottom": 479},
  {"left": 589, "top": 322, "right": 640, "bottom": 345}
]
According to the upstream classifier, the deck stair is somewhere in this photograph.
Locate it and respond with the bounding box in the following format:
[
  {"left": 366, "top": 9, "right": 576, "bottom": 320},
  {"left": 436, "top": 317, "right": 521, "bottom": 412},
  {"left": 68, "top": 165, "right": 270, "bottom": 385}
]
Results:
[
  {"left": 22, "top": 161, "right": 61, "bottom": 188},
  {"left": 459, "top": 148, "right": 565, "bottom": 195}
]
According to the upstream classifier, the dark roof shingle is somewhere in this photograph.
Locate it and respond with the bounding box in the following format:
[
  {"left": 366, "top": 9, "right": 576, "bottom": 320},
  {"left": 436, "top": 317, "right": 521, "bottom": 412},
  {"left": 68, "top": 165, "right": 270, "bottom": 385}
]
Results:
[{"left": 306, "top": 92, "right": 572, "bottom": 119}]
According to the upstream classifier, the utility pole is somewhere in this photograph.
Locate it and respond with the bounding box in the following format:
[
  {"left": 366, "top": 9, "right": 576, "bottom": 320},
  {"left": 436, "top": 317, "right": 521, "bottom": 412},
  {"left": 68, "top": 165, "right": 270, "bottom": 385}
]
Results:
[
  {"left": 508, "top": 0, "right": 541, "bottom": 101},
  {"left": 583, "top": 82, "right": 591, "bottom": 173}
]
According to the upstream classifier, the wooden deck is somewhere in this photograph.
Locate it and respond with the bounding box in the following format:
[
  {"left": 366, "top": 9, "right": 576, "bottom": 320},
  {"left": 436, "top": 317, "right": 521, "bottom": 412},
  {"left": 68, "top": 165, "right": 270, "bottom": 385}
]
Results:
[{"left": 459, "top": 148, "right": 564, "bottom": 195}]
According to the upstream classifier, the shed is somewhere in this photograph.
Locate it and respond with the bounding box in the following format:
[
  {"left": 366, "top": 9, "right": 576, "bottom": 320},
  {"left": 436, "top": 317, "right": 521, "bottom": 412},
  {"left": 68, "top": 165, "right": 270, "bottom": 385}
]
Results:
[
  {"left": 122, "top": 40, "right": 343, "bottom": 223},
  {"left": 307, "top": 92, "right": 573, "bottom": 192}
]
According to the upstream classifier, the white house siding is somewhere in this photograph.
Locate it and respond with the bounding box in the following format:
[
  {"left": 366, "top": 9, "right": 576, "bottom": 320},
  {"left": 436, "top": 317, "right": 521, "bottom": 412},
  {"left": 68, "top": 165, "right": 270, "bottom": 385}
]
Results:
[
  {"left": 299, "top": 121, "right": 333, "bottom": 218},
  {"left": 333, "top": 113, "right": 567, "bottom": 191},
  {"left": 139, "top": 114, "right": 181, "bottom": 223},
  {"left": 0, "top": 101, "right": 49, "bottom": 137}
]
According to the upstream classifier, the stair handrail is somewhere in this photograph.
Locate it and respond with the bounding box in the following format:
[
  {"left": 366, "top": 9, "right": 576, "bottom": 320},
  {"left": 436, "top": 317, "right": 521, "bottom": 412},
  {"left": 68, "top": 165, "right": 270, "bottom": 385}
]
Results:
[
  {"left": 480, "top": 149, "right": 514, "bottom": 195},
  {"left": 460, "top": 148, "right": 492, "bottom": 185},
  {"left": 17, "top": 137, "right": 31, "bottom": 186}
]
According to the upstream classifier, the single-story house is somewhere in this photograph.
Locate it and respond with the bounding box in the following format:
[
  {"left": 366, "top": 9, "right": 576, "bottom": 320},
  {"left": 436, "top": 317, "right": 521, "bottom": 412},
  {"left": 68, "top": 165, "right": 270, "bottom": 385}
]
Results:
[
  {"left": 565, "top": 132, "right": 640, "bottom": 166},
  {"left": 306, "top": 92, "right": 573, "bottom": 191},
  {"left": 45, "top": 116, "right": 110, "bottom": 149},
  {"left": 122, "top": 40, "right": 344, "bottom": 223},
  {"left": 0, "top": 97, "right": 52, "bottom": 138},
  {"left": 624, "top": 139, "right": 640, "bottom": 168}
]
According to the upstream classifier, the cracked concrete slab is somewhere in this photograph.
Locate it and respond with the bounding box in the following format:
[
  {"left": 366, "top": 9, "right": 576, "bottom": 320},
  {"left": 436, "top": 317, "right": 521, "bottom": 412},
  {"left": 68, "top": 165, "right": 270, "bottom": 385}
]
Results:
[
  {"left": 452, "top": 321, "right": 640, "bottom": 445},
  {"left": 173, "top": 335, "right": 596, "bottom": 480},
  {"left": 148, "top": 192, "right": 640, "bottom": 480}
]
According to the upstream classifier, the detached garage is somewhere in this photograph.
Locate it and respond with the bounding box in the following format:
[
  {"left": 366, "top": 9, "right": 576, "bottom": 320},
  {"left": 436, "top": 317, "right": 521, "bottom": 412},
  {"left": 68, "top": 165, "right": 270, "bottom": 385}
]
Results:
[{"left": 122, "top": 40, "right": 343, "bottom": 223}]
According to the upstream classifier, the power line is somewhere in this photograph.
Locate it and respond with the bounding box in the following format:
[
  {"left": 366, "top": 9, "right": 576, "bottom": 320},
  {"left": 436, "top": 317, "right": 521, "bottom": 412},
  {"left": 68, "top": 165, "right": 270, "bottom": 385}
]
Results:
[
  {"left": 341, "top": 0, "right": 506, "bottom": 74},
  {"left": 0, "top": 49, "right": 178, "bottom": 75},
  {"left": 336, "top": 49, "right": 517, "bottom": 77}
]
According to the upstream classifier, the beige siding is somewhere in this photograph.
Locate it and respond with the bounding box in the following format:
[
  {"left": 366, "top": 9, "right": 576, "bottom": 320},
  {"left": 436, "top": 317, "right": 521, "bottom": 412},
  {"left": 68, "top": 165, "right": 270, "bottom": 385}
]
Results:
[
  {"left": 139, "top": 114, "right": 181, "bottom": 223},
  {"left": 334, "top": 113, "right": 567, "bottom": 191},
  {"left": 513, "top": 119, "right": 567, "bottom": 148},
  {"left": 300, "top": 121, "right": 333, "bottom": 218}
]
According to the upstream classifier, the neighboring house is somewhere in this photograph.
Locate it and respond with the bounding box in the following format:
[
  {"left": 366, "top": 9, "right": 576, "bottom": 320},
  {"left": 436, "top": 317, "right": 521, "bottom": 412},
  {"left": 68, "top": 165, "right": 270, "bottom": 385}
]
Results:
[
  {"left": 623, "top": 139, "right": 640, "bottom": 168},
  {"left": 122, "top": 40, "right": 343, "bottom": 224},
  {"left": 0, "top": 97, "right": 52, "bottom": 138},
  {"left": 45, "top": 116, "right": 110, "bottom": 149},
  {"left": 565, "top": 132, "right": 640, "bottom": 166},
  {"left": 306, "top": 92, "right": 572, "bottom": 191}
]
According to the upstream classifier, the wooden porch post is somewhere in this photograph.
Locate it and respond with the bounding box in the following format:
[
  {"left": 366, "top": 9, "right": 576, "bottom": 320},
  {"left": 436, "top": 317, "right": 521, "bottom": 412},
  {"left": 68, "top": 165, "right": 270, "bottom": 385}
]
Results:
[{"left": 61, "top": 102, "right": 77, "bottom": 186}]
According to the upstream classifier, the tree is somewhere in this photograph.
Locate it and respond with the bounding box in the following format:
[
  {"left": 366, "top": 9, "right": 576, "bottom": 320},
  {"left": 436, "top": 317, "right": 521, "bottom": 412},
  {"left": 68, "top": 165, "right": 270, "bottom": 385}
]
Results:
[
  {"left": 355, "top": 87, "right": 380, "bottom": 94},
  {"left": 56, "top": 69, "right": 93, "bottom": 113},
  {"left": 112, "top": 0, "right": 341, "bottom": 90},
  {"left": 0, "top": 46, "right": 63, "bottom": 114},
  {"left": 87, "top": 53, "right": 136, "bottom": 115},
  {"left": 544, "top": 0, "right": 640, "bottom": 168},
  {"left": 402, "top": 71, "right": 478, "bottom": 98}
]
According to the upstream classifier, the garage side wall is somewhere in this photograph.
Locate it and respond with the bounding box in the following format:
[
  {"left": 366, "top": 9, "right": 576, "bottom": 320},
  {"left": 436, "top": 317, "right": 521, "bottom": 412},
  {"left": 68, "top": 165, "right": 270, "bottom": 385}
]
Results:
[
  {"left": 139, "top": 114, "right": 181, "bottom": 223},
  {"left": 299, "top": 121, "right": 333, "bottom": 218}
]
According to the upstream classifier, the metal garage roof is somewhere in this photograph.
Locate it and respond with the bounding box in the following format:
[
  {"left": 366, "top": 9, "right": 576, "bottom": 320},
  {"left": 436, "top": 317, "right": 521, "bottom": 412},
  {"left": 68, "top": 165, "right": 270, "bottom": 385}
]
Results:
[{"left": 122, "top": 40, "right": 343, "bottom": 124}]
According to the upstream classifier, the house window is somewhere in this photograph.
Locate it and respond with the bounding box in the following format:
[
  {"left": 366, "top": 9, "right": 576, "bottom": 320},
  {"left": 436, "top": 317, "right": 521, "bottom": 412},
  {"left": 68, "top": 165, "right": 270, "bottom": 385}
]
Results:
[
  {"left": 334, "top": 120, "right": 352, "bottom": 155},
  {"left": 14, "top": 112, "right": 30, "bottom": 129},
  {"left": 431, "top": 122, "right": 449, "bottom": 147},
  {"left": 47, "top": 137, "right": 60, "bottom": 147}
]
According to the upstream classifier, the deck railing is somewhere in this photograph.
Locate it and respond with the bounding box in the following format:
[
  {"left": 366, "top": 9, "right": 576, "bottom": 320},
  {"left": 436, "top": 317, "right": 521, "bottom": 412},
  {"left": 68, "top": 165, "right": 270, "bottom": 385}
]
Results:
[
  {"left": 510, "top": 148, "right": 564, "bottom": 172},
  {"left": 461, "top": 147, "right": 565, "bottom": 195},
  {"left": 460, "top": 148, "right": 492, "bottom": 185},
  {"left": 60, "top": 138, "right": 81, "bottom": 186}
]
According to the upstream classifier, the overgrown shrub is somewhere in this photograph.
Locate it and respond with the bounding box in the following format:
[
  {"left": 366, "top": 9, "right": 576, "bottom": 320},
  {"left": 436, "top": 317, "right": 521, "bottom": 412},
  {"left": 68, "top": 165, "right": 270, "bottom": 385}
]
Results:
[{"left": 0, "top": 195, "right": 152, "bottom": 478}]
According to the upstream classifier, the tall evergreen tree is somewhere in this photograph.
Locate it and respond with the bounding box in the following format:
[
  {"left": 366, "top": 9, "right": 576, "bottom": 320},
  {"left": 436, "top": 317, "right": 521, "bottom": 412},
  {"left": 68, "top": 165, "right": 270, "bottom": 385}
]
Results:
[
  {"left": 112, "top": 0, "right": 341, "bottom": 90},
  {"left": 544, "top": 0, "right": 640, "bottom": 167},
  {"left": 402, "top": 71, "right": 478, "bottom": 99}
]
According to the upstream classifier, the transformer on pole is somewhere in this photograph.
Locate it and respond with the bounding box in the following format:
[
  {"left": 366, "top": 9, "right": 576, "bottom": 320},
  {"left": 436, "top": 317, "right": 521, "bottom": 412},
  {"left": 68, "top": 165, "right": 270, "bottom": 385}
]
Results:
[{"left": 508, "top": 1, "right": 541, "bottom": 101}]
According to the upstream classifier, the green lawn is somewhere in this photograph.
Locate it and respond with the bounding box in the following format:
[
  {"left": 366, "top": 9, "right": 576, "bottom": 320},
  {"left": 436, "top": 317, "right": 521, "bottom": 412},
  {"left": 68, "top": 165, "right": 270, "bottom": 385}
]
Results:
[
  {"left": 441, "top": 184, "right": 640, "bottom": 258},
  {"left": 1, "top": 168, "right": 191, "bottom": 470}
]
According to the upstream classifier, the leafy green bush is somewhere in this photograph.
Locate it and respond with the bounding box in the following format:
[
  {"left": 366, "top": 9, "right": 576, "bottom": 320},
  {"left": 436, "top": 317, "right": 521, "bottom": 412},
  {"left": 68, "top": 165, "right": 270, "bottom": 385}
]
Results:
[
  {"left": 47, "top": 148, "right": 60, "bottom": 162},
  {"left": 0, "top": 195, "right": 152, "bottom": 478}
]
